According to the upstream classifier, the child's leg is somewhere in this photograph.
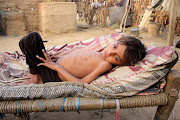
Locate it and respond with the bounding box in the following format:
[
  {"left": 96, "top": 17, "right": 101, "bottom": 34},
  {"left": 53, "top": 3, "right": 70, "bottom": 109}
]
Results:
[
  {"left": 19, "top": 32, "right": 45, "bottom": 74},
  {"left": 19, "top": 32, "right": 45, "bottom": 84},
  {"left": 19, "top": 32, "right": 61, "bottom": 84}
]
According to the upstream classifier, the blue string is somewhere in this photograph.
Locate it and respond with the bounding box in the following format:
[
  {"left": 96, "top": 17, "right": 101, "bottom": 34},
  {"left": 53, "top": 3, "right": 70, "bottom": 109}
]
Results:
[
  {"left": 114, "top": 99, "right": 117, "bottom": 109},
  {"left": 0, "top": 10, "right": 5, "bottom": 15},
  {"left": 0, "top": 10, "right": 21, "bottom": 15},
  {"left": 62, "top": 97, "right": 66, "bottom": 112},
  {"left": 17, "top": 100, "right": 20, "bottom": 113},
  {"left": 102, "top": 98, "right": 104, "bottom": 110},
  {"left": 39, "top": 99, "right": 45, "bottom": 112},
  {"left": 77, "top": 97, "right": 80, "bottom": 112}
]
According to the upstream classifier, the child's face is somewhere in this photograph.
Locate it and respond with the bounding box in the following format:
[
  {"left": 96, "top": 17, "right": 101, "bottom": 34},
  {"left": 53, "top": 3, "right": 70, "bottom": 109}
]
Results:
[{"left": 103, "top": 41, "right": 127, "bottom": 66}]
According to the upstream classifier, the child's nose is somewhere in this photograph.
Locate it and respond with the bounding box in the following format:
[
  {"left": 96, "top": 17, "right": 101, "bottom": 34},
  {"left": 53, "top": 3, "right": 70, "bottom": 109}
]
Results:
[{"left": 108, "top": 49, "right": 115, "bottom": 56}]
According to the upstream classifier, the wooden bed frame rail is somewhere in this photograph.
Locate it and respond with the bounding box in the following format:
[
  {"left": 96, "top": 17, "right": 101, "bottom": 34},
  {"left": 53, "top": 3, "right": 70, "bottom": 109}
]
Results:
[{"left": 0, "top": 70, "right": 179, "bottom": 120}]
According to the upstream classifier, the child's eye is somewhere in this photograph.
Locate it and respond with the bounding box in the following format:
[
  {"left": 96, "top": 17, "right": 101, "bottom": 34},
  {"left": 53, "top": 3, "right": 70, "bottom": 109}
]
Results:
[
  {"left": 113, "top": 44, "right": 116, "bottom": 48},
  {"left": 115, "top": 56, "right": 118, "bottom": 61}
]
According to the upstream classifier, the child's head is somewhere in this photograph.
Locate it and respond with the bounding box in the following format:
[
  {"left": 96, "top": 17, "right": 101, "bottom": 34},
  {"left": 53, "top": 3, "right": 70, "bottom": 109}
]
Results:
[{"left": 118, "top": 35, "right": 146, "bottom": 66}]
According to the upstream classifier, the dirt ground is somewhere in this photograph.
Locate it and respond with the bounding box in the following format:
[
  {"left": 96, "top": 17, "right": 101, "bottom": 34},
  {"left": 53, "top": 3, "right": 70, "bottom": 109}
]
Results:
[{"left": 0, "top": 26, "right": 180, "bottom": 120}]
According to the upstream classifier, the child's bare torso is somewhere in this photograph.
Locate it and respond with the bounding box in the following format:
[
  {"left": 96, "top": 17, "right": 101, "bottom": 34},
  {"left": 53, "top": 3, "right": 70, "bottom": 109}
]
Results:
[{"left": 56, "top": 50, "right": 106, "bottom": 80}]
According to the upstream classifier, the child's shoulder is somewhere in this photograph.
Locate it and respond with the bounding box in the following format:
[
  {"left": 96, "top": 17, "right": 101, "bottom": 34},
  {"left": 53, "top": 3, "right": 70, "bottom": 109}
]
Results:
[{"left": 98, "top": 61, "right": 113, "bottom": 71}]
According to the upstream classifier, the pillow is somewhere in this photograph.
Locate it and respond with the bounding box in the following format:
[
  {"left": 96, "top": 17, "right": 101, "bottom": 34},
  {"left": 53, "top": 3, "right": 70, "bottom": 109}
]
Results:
[{"left": 91, "top": 45, "right": 176, "bottom": 85}]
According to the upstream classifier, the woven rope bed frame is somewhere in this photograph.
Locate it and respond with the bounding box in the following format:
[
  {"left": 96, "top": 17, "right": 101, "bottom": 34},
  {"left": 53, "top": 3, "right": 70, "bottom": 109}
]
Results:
[{"left": 0, "top": 70, "right": 179, "bottom": 120}]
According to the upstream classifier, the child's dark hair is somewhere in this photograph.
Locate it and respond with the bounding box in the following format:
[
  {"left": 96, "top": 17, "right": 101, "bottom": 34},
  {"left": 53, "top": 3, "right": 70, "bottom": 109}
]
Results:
[{"left": 118, "top": 35, "right": 146, "bottom": 66}]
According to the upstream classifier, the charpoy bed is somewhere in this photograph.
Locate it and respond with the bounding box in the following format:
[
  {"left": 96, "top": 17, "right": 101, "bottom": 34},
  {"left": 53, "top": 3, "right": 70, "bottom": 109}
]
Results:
[{"left": 0, "top": 33, "right": 179, "bottom": 120}]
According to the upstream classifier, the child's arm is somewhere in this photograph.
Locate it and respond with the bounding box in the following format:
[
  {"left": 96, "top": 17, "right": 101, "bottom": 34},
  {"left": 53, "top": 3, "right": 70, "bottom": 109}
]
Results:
[{"left": 37, "top": 50, "right": 112, "bottom": 83}]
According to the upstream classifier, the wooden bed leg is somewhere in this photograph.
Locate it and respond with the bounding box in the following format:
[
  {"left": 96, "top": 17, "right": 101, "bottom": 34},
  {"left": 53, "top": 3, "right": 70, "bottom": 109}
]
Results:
[
  {"left": 14, "top": 113, "right": 30, "bottom": 120},
  {"left": 154, "top": 90, "right": 179, "bottom": 120},
  {"left": 154, "top": 70, "right": 180, "bottom": 120}
]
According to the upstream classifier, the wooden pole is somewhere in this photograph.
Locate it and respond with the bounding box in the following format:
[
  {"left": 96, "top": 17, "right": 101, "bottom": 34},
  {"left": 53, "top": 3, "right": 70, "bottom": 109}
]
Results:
[
  {"left": 122, "top": 6, "right": 130, "bottom": 33},
  {"left": 167, "top": 0, "right": 178, "bottom": 46},
  {"left": 119, "top": 0, "right": 130, "bottom": 32}
]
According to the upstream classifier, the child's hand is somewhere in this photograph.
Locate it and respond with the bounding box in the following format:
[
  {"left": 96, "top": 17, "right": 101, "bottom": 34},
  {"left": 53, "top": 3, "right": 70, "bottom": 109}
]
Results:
[{"left": 36, "top": 50, "right": 58, "bottom": 71}]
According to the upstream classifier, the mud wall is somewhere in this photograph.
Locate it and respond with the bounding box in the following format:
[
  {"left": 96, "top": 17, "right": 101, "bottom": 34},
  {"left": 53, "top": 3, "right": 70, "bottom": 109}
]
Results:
[
  {"left": 39, "top": 2, "right": 77, "bottom": 34},
  {"left": 0, "top": 0, "right": 43, "bottom": 35}
]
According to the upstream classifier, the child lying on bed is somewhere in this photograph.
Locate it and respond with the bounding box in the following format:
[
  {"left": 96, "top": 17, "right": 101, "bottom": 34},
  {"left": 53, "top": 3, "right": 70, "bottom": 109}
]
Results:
[{"left": 18, "top": 32, "right": 146, "bottom": 85}]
